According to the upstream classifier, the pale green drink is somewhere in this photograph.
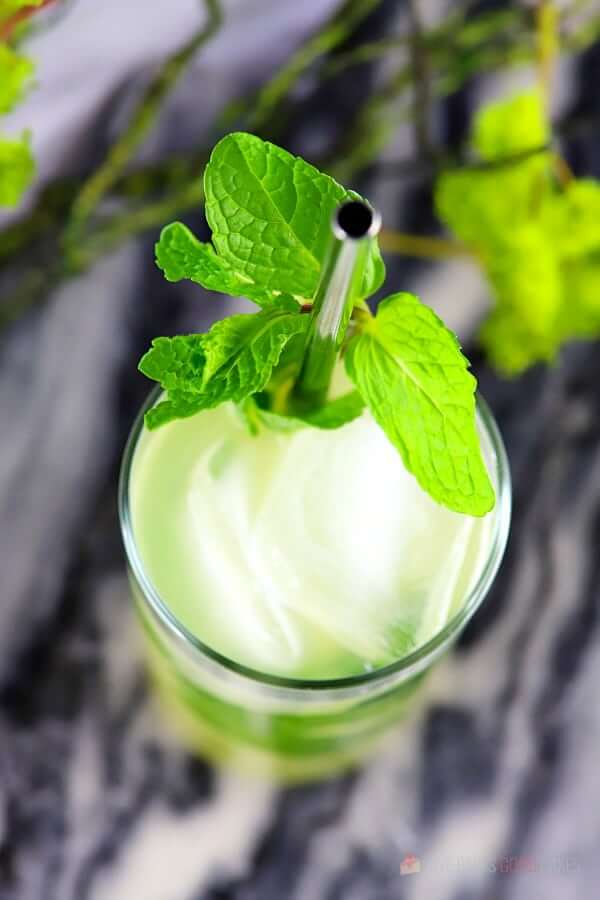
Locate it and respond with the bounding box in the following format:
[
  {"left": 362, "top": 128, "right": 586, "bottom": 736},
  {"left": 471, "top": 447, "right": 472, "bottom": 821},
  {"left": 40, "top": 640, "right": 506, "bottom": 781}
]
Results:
[{"left": 122, "top": 387, "right": 509, "bottom": 779}]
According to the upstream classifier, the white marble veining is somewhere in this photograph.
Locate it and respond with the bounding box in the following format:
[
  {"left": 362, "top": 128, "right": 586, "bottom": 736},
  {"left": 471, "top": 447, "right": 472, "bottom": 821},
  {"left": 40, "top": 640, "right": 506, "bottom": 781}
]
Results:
[{"left": 1, "top": 2, "right": 600, "bottom": 899}]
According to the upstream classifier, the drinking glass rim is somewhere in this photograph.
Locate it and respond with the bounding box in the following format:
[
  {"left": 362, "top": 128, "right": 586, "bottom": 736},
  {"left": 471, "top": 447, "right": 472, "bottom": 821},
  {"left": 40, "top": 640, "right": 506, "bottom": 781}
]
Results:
[{"left": 119, "top": 387, "right": 511, "bottom": 694}]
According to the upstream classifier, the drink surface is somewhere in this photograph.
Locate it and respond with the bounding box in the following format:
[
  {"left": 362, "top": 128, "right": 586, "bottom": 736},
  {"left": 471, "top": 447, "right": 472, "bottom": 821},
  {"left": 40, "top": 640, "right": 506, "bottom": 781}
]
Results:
[{"left": 130, "top": 395, "right": 497, "bottom": 680}]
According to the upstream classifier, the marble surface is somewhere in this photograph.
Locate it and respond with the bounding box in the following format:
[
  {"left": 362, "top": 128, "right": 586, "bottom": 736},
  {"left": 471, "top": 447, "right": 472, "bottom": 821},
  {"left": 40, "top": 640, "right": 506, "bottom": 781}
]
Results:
[{"left": 2, "top": 2, "right": 600, "bottom": 898}]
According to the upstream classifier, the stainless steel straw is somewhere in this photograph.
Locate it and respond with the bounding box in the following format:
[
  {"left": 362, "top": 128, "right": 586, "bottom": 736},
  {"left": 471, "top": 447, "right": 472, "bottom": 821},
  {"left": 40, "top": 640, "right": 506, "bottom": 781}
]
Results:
[{"left": 293, "top": 199, "right": 382, "bottom": 411}]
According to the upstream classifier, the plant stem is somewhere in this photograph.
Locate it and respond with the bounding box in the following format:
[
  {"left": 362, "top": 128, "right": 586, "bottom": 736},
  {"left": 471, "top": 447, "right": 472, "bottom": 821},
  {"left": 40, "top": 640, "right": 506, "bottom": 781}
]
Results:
[
  {"left": 69, "top": 175, "right": 206, "bottom": 271},
  {"left": 536, "top": 0, "right": 559, "bottom": 111},
  {"left": 0, "top": 0, "right": 56, "bottom": 41},
  {"left": 407, "top": 0, "right": 433, "bottom": 157},
  {"left": 378, "top": 229, "right": 470, "bottom": 259},
  {"left": 246, "top": 0, "right": 382, "bottom": 131},
  {"left": 62, "top": 0, "right": 222, "bottom": 255}
]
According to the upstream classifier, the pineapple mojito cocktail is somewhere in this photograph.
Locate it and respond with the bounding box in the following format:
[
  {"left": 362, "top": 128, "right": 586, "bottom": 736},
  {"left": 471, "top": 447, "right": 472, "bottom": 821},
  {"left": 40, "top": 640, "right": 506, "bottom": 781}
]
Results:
[{"left": 120, "top": 133, "right": 511, "bottom": 780}]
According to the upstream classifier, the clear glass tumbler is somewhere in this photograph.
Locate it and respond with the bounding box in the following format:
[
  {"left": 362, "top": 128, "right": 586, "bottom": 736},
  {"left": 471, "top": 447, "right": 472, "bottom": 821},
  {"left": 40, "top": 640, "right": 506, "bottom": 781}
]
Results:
[{"left": 119, "top": 391, "right": 511, "bottom": 781}]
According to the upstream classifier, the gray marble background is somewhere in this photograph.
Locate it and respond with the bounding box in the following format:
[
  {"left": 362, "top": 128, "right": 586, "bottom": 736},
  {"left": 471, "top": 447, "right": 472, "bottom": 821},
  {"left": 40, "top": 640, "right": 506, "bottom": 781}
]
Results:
[{"left": 1, "top": 1, "right": 600, "bottom": 898}]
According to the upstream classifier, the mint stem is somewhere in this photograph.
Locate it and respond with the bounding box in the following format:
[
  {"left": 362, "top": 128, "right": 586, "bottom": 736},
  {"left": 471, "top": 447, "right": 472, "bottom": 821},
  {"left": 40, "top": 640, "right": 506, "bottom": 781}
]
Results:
[{"left": 291, "top": 200, "right": 380, "bottom": 412}]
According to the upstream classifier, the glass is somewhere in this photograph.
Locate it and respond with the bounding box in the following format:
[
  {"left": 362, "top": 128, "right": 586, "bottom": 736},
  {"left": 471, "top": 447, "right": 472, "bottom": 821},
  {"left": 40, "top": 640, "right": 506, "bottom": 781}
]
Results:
[{"left": 119, "top": 389, "right": 511, "bottom": 781}]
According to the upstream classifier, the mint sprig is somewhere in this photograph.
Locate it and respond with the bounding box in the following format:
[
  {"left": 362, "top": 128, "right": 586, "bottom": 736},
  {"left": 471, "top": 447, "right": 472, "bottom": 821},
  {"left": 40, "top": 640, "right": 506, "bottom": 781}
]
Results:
[
  {"left": 142, "top": 131, "right": 496, "bottom": 516},
  {"left": 155, "top": 132, "right": 385, "bottom": 305},
  {"left": 345, "top": 293, "right": 495, "bottom": 515},
  {"left": 139, "top": 298, "right": 308, "bottom": 429},
  {"left": 435, "top": 90, "right": 600, "bottom": 375}
]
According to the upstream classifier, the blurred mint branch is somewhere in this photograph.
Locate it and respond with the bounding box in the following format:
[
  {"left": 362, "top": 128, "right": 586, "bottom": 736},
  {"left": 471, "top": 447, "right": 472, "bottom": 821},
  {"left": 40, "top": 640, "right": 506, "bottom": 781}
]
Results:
[
  {"left": 536, "top": 1, "right": 559, "bottom": 109},
  {"left": 330, "top": 2, "right": 600, "bottom": 181},
  {"left": 1, "top": 0, "right": 600, "bottom": 332},
  {"left": 407, "top": 0, "right": 433, "bottom": 157},
  {"left": 245, "top": 0, "right": 381, "bottom": 132},
  {"left": 62, "top": 0, "right": 222, "bottom": 262}
]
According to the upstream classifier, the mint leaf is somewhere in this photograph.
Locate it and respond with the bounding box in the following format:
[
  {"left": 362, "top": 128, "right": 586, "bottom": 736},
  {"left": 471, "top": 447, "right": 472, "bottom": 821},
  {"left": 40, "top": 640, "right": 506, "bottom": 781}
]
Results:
[
  {"left": 473, "top": 90, "right": 549, "bottom": 161},
  {"left": 0, "top": 45, "right": 34, "bottom": 115},
  {"left": 204, "top": 132, "right": 384, "bottom": 301},
  {"left": 199, "top": 300, "right": 307, "bottom": 394},
  {"left": 139, "top": 305, "right": 309, "bottom": 429},
  {"left": 0, "top": 0, "right": 46, "bottom": 13},
  {"left": 540, "top": 179, "right": 600, "bottom": 260},
  {"left": 302, "top": 391, "right": 364, "bottom": 428},
  {"left": 145, "top": 390, "right": 206, "bottom": 430},
  {"left": 255, "top": 391, "right": 365, "bottom": 433},
  {"left": 252, "top": 405, "right": 304, "bottom": 434},
  {"left": 345, "top": 293, "right": 495, "bottom": 516},
  {"left": 139, "top": 334, "right": 205, "bottom": 392},
  {"left": 155, "top": 221, "right": 280, "bottom": 307},
  {"left": 480, "top": 226, "right": 562, "bottom": 374},
  {"left": 558, "top": 254, "right": 600, "bottom": 340},
  {"left": 435, "top": 91, "right": 551, "bottom": 250},
  {"left": 0, "top": 132, "right": 35, "bottom": 207}
]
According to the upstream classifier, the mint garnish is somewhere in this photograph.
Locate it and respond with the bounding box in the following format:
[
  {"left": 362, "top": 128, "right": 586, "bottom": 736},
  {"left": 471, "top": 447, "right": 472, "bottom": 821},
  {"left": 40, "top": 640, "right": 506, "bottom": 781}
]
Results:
[
  {"left": 139, "top": 297, "right": 308, "bottom": 429},
  {"left": 252, "top": 391, "right": 365, "bottom": 434},
  {"left": 156, "top": 132, "right": 385, "bottom": 304},
  {"left": 156, "top": 221, "right": 277, "bottom": 306},
  {"left": 345, "top": 293, "right": 494, "bottom": 515},
  {"left": 142, "top": 132, "right": 496, "bottom": 516}
]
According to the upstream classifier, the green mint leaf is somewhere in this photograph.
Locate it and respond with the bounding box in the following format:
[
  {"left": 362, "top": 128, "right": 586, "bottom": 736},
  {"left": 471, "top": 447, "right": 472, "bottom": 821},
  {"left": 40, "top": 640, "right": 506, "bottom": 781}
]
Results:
[
  {"left": 139, "top": 305, "right": 309, "bottom": 428},
  {"left": 139, "top": 334, "right": 205, "bottom": 392},
  {"left": 345, "top": 293, "right": 495, "bottom": 516},
  {"left": 435, "top": 91, "right": 551, "bottom": 249},
  {"left": 435, "top": 169, "right": 506, "bottom": 247},
  {"left": 155, "top": 221, "right": 280, "bottom": 307},
  {"left": 473, "top": 90, "right": 549, "bottom": 161},
  {"left": 145, "top": 390, "right": 206, "bottom": 430},
  {"left": 0, "top": 45, "right": 34, "bottom": 114},
  {"left": 479, "top": 226, "right": 562, "bottom": 375},
  {"left": 540, "top": 180, "right": 600, "bottom": 260},
  {"left": 255, "top": 391, "right": 365, "bottom": 434},
  {"left": 199, "top": 301, "right": 308, "bottom": 394},
  {"left": 0, "top": 132, "right": 35, "bottom": 207},
  {"left": 0, "top": 0, "right": 46, "bottom": 13},
  {"left": 252, "top": 405, "right": 305, "bottom": 434},
  {"left": 301, "top": 391, "right": 365, "bottom": 428},
  {"left": 557, "top": 254, "right": 600, "bottom": 341},
  {"left": 204, "top": 132, "right": 385, "bottom": 301}
]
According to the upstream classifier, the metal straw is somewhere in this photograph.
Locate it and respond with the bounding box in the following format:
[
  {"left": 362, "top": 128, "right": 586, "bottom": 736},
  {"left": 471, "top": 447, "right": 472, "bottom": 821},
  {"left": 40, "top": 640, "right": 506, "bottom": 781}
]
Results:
[{"left": 292, "top": 199, "right": 382, "bottom": 411}]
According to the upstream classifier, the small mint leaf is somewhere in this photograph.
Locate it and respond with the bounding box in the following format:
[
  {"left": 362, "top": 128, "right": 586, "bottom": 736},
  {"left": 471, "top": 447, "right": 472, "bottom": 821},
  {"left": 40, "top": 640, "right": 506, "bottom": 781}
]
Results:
[
  {"left": 473, "top": 90, "right": 549, "bottom": 161},
  {"left": 139, "top": 307, "right": 309, "bottom": 428},
  {"left": 145, "top": 391, "right": 205, "bottom": 430},
  {"left": 0, "top": 132, "right": 35, "bottom": 207},
  {"left": 0, "top": 45, "right": 34, "bottom": 115},
  {"left": 155, "top": 222, "right": 278, "bottom": 307},
  {"left": 539, "top": 179, "right": 600, "bottom": 260},
  {"left": 204, "top": 132, "right": 384, "bottom": 301},
  {"left": 255, "top": 391, "right": 365, "bottom": 433},
  {"left": 435, "top": 91, "right": 552, "bottom": 249},
  {"left": 199, "top": 304, "right": 308, "bottom": 399},
  {"left": 560, "top": 254, "right": 600, "bottom": 339},
  {"left": 479, "top": 225, "right": 562, "bottom": 374},
  {"left": 345, "top": 292, "right": 495, "bottom": 516},
  {"left": 0, "top": 0, "right": 46, "bottom": 12},
  {"left": 138, "top": 335, "right": 205, "bottom": 393},
  {"left": 301, "top": 391, "right": 365, "bottom": 428}
]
